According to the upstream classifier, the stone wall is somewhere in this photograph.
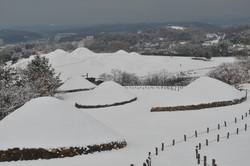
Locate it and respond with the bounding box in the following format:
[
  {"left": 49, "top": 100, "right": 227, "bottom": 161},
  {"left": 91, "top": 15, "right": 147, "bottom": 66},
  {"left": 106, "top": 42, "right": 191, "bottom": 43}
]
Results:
[
  {"left": 151, "top": 96, "right": 247, "bottom": 112},
  {"left": 55, "top": 88, "right": 94, "bottom": 93},
  {"left": 75, "top": 97, "right": 137, "bottom": 109},
  {"left": 0, "top": 141, "right": 127, "bottom": 162}
]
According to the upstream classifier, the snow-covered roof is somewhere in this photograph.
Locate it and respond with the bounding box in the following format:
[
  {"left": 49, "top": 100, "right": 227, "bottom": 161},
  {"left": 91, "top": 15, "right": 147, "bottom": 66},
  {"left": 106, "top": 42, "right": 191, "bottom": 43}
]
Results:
[
  {"left": 76, "top": 81, "right": 136, "bottom": 106},
  {"left": 0, "top": 97, "right": 125, "bottom": 150},
  {"left": 57, "top": 76, "right": 96, "bottom": 91},
  {"left": 157, "top": 76, "right": 245, "bottom": 107}
]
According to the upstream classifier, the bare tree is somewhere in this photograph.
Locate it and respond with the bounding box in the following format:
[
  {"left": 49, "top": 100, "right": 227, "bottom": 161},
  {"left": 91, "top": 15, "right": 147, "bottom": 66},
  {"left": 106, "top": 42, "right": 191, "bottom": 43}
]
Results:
[{"left": 208, "top": 62, "right": 249, "bottom": 87}]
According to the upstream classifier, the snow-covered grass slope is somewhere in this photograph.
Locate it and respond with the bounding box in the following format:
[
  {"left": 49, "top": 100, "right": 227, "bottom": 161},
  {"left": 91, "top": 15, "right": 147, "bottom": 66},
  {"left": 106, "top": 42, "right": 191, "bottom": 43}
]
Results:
[
  {"left": 57, "top": 76, "right": 96, "bottom": 92},
  {"left": 0, "top": 97, "right": 125, "bottom": 150},
  {"left": 12, "top": 47, "right": 235, "bottom": 81},
  {"left": 75, "top": 81, "right": 136, "bottom": 106},
  {"left": 156, "top": 76, "right": 246, "bottom": 107},
  {"left": 2, "top": 87, "right": 249, "bottom": 166},
  {"left": 3, "top": 48, "right": 249, "bottom": 166},
  {"left": 151, "top": 104, "right": 250, "bottom": 166}
]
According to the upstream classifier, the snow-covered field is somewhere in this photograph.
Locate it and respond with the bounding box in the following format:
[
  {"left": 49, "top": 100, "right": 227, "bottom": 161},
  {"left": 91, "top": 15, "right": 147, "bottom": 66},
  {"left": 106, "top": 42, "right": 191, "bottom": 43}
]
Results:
[
  {"left": 1, "top": 48, "right": 249, "bottom": 166},
  {"left": 12, "top": 47, "right": 235, "bottom": 81}
]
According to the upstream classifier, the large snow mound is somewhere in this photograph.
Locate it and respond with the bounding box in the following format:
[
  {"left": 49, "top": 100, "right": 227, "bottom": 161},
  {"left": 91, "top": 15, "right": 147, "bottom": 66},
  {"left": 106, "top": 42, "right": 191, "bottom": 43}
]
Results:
[
  {"left": 157, "top": 76, "right": 245, "bottom": 107},
  {"left": 77, "top": 81, "right": 136, "bottom": 106},
  {"left": 11, "top": 47, "right": 235, "bottom": 82},
  {"left": 71, "top": 47, "right": 95, "bottom": 56},
  {"left": 114, "top": 50, "right": 129, "bottom": 55},
  {"left": 57, "top": 76, "right": 96, "bottom": 91},
  {"left": 0, "top": 97, "right": 125, "bottom": 150}
]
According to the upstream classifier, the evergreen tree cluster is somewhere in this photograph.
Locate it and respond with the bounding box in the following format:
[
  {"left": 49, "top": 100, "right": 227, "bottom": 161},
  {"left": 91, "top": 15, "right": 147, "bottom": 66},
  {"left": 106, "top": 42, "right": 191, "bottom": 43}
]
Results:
[{"left": 0, "top": 55, "right": 60, "bottom": 119}]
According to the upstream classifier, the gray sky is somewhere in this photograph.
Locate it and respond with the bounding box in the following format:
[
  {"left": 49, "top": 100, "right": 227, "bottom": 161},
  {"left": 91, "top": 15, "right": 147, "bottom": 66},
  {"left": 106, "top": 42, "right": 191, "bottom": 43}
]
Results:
[{"left": 1, "top": 0, "right": 250, "bottom": 28}]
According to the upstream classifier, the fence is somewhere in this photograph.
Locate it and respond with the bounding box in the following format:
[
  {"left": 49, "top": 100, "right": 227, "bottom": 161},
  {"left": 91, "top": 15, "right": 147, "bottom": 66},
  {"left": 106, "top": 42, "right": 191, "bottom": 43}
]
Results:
[
  {"left": 130, "top": 109, "right": 250, "bottom": 166},
  {"left": 196, "top": 123, "right": 250, "bottom": 166},
  {"left": 125, "top": 86, "right": 184, "bottom": 91}
]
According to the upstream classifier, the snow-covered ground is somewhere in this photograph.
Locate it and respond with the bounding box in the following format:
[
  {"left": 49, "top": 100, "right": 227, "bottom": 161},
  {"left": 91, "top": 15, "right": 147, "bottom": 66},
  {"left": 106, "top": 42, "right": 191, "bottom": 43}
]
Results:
[
  {"left": 0, "top": 97, "right": 125, "bottom": 150},
  {"left": 168, "top": 26, "right": 185, "bottom": 30},
  {"left": 1, "top": 85, "right": 249, "bottom": 166},
  {"left": 157, "top": 76, "right": 246, "bottom": 107},
  {"left": 57, "top": 76, "right": 96, "bottom": 91},
  {"left": 73, "top": 81, "right": 136, "bottom": 106},
  {"left": 2, "top": 48, "right": 249, "bottom": 166},
  {"left": 12, "top": 47, "right": 235, "bottom": 81}
]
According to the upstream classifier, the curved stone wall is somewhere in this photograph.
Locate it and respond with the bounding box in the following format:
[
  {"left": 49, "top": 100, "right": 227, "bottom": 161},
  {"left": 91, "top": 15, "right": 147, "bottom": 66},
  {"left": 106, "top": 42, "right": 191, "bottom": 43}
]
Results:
[
  {"left": 0, "top": 141, "right": 127, "bottom": 162},
  {"left": 75, "top": 97, "right": 137, "bottom": 109},
  {"left": 55, "top": 88, "right": 94, "bottom": 93},
  {"left": 151, "top": 96, "right": 247, "bottom": 112}
]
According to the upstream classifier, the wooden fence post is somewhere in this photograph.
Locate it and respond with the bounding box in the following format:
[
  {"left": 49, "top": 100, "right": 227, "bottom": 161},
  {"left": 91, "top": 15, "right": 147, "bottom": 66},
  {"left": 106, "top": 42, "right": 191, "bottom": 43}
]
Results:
[
  {"left": 143, "top": 163, "right": 146, "bottom": 166},
  {"left": 218, "top": 124, "right": 220, "bottom": 130},
  {"left": 148, "top": 152, "right": 151, "bottom": 157},
  {"left": 217, "top": 135, "right": 219, "bottom": 142},
  {"left": 206, "top": 139, "right": 208, "bottom": 146},
  {"left": 245, "top": 124, "right": 247, "bottom": 131},
  {"left": 172, "top": 139, "right": 175, "bottom": 146},
  {"left": 212, "top": 159, "right": 216, "bottom": 166},
  {"left": 242, "top": 115, "right": 244, "bottom": 120},
  {"left": 195, "top": 131, "right": 198, "bottom": 137},
  {"left": 155, "top": 147, "right": 158, "bottom": 155},
  {"left": 184, "top": 135, "right": 187, "bottom": 141},
  {"left": 131, "top": 164, "right": 134, "bottom": 166},
  {"left": 237, "top": 128, "right": 239, "bottom": 134},
  {"left": 148, "top": 157, "right": 151, "bottom": 166},
  {"left": 235, "top": 117, "right": 237, "bottom": 123},
  {"left": 207, "top": 127, "right": 209, "bottom": 133},
  {"left": 246, "top": 112, "right": 248, "bottom": 117},
  {"left": 196, "top": 148, "right": 198, "bottom": 159},
  {"left": 227, "top": 132, "right": 230, "bottom": 139},
  {"left": 162, "top": 143, "right": 164, "bottom": 151},
  {"left": 204, "top": 156, "right": 207, "bottom": 166},
  {"left": 199, "top": 143, "right": 201, "bottom": 150},
  {"left": 197, "top": 154, "right": 200, "bottom": 164},
  {"left": 224, "top": 121, "right": 227, "bottom": 127}
]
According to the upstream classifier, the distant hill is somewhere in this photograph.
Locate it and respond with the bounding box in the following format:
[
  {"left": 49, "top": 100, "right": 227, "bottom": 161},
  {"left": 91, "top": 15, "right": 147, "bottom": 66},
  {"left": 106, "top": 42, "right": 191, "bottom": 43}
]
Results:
[
  {"left": 0, "top": 29, "right": 42, "bottom": 44},
  {"left": 52, "top": 22, "right": 221, "bottom": 34}
]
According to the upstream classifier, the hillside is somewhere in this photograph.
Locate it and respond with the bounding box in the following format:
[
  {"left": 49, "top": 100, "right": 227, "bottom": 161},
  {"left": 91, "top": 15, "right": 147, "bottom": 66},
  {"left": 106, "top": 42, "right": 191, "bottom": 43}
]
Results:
[
  {"left": 1, "top": 48, "right": 250, "bottom": 166},
  {"left": 0, "top": 29, "right": 41, "bottom": 44},
  {"left": 0, "top": 97, "right": 125, "bottom": 150},
  {"left": 13, "top": 47, "right": 235, "bottom": 81}
]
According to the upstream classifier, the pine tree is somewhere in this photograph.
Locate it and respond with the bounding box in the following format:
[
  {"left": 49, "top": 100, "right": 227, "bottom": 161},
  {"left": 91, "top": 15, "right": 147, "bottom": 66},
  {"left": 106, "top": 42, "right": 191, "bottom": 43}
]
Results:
[
  {"left": 0, "top": 55, "right": 61, "bottom": 119},
  {"left": 21, "top": 55, "right": 60, "bottom": 96}
]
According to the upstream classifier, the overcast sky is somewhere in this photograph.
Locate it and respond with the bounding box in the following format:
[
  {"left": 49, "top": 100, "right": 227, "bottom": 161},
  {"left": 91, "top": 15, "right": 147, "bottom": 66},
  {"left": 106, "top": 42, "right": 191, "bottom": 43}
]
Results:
[{"left": 1, "top": 0, "right": 250, "bottom": 28}]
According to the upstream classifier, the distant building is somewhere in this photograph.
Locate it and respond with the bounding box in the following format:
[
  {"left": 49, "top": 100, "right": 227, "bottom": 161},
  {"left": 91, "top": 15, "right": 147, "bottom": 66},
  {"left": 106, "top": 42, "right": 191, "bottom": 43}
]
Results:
[
  {"left": 36, "top": 39, "right": 49, "bottom": 45},
  {"left": 137, "top": 30, "right": 142, "bottom": 35},
  {"left": 0, "top": 39, "right": 4, "bottom": 46},
  {"left": 54, "top": 33, "right": 76, "bottom": 41},
  {"left": 78, "top": 36, "right": 94, "bottom": 48}
]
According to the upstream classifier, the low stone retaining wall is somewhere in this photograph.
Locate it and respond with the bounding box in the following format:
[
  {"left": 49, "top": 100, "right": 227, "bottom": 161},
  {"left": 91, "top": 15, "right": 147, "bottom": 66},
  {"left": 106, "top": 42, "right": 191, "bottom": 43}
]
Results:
[
  {"left": 0, "top": 141, "right": 127, "bottom": 162},
  {"left": 55, "top": 88, "right": 94, "bottom": 93},
  {"left": 151, "top": 96, "right": 247, "bottom": 112},
  {"left": 75, "top": 97, "right": 137, "bottom": 109}
]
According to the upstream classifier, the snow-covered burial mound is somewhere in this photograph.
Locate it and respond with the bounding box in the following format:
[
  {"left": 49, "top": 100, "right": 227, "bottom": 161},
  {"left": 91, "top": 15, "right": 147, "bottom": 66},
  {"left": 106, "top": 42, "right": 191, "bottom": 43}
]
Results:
[
  {"left": 0, "top": 97, "right": 126, "bottom": 151},
  {"left": 57, "top": 76, "right": 96, "bottom": 92},
  {"left": 75, "top": 81, "right": 137, "bottom": 108},
  {"left": 152, "top": 76, "right": 246, "bottom": 111}
]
